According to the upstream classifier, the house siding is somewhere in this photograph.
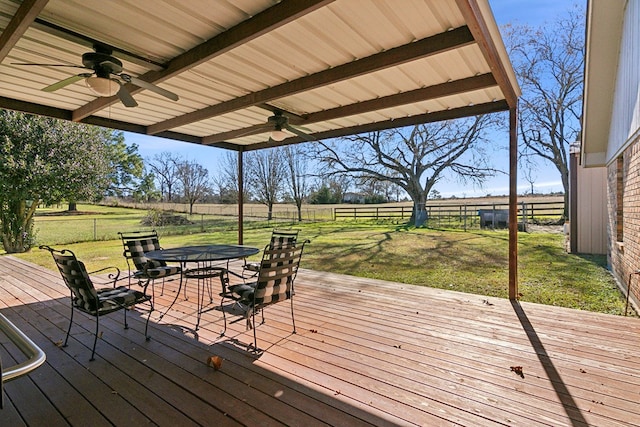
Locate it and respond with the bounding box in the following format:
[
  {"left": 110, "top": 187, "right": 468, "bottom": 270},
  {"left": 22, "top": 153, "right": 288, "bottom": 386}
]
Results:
[
  {"left": 608, "top": 136, "right": 640, "bottom": 308},
  {"left": 607, "top": 0, "right": 640, "bottom": 161}
]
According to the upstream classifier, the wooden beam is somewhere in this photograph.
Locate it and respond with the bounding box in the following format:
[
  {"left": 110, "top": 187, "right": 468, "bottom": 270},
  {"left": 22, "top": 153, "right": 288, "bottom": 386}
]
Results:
[
  {"left": 202, "top": 73, "right": 497, "bottom": 144},
  {"left": 237, "top": 150, "right": 244, "bottom": 245},
  {"left": 508, "top": 106, "right": 518, "bottom": 299},
  {"left": 244, "top": 101, "right": 509, "bottom": 151},
  {"left": 148, "top": 26, "right": 476, "bottom": 135},
  {"left": 455, "top": 0, "right": 519, "bottom": 109},
  {"left": 0, "top": 96, "right": 209, "bottom": 145},
  {"left": 71, "top": 0, "right": 334, "bottom": 121},
  {"left": 0, "top": 0, "right": 49, "bottom": 62},
  {"left": 0, "top": 95, "right": 71, "bottom": 120}
]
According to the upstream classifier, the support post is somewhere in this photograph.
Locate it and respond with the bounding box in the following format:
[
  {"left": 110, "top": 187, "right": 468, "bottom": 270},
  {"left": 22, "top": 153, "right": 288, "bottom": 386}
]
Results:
[
  {"left": 509, "top": 106, "right": 518, "bottom": 299},
  {"left": 237, "top": 150, "right": 244, "bottom": 245}
]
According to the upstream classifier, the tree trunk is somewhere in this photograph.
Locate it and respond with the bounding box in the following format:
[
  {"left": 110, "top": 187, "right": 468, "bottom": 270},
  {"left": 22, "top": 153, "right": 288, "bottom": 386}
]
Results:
[
  {"left": 296, "top": 200, "right": 303, "bottom": 222},
  {"left": 267, "top": 202, "right": 273, "bottom": 220},
  {"left": 1, "top": 199, "right": 33, "bottom": 253},
  {"left": 412, "top": 202, "right": 428, "bottom": 226},
  {"left": 561, "top": 171, "right": 569, "bottom": 219},
  {"left": 68, "top": 202, "right": 77, "bottom": 211}
]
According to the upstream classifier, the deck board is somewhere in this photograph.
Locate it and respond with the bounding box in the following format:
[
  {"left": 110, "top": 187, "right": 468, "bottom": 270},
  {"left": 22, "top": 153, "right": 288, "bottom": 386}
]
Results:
[{"left": 1, "top": 254, "right": 639, "bottom": 426}]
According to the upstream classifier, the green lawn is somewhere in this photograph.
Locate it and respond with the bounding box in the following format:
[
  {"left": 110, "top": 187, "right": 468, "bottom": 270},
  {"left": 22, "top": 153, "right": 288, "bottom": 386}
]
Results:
[{"left": 8, "top": 205, "right": 632, "bottom": 316}]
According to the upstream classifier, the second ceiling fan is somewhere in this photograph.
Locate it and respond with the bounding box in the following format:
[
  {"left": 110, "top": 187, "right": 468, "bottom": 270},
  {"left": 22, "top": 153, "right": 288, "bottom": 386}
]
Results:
[{"left": 259, "top": 111, "right": 315, "bottom": 142}]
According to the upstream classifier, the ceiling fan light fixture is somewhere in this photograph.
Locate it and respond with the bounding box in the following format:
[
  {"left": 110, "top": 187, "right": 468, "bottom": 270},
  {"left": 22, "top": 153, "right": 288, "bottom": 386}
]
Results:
[
  {"left": 85, "top": 76, "right": 119, "bottom": 97},
  {"left": 271, "top": 129, "right": 288, "bottom": 141}
]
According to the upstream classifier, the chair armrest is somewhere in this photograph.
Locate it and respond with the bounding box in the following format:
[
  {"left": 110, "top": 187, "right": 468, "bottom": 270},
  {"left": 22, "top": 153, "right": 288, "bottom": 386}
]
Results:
[{"left": 87, "top": 266, "right": 121, "bottom": 287}]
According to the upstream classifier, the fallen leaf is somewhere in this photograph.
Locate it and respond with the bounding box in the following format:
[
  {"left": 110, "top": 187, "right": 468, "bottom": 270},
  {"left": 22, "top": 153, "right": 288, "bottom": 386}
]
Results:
[
  {"left": 580, "top": 368, "right": 587, "bottom": 373},
  {"left": 510, "top": 366, "right": 524, "bottom": 378},
  {"left": 54, "top": 340, "right": 64, "bottom": 347},
  {"left": 207, "top": 355, "right": 223, "bottom": 371}
]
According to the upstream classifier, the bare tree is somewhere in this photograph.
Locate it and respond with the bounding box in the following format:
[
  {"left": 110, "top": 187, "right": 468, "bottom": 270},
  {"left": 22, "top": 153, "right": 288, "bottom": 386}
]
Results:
[
  {"left": 504, "top": 5, "right": 584, "bottom": 217},
  {"left": 283, "top": 144, "right": 311, "bottom": 221},
  {"left": 211, "top": 151, "right": 241, "bottom": 203},
  {"left": 309, "top": 117, "right": 497, "bottom": 225},
  {"left": 245, "top": 148, "right": 285, "bottom": 220},
  {"left": 522, "top": 162, "right": 537, "bottom": 195},
  {"left": 148, "top": 152, "right": 181, "bottom": 202},
  {"left": 175, "top": 159, "right": 210, "bottom": 214}
]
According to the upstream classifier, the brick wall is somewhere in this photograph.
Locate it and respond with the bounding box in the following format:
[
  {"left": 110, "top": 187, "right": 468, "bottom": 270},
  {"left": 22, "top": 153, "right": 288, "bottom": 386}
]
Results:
[{"left": 608, "top": 136, "right": 640, "bottom": 310}]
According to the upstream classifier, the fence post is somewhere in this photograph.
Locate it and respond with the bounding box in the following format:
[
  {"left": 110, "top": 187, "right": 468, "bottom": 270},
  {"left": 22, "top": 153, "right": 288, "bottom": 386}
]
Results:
[
  {"left": 530, "top": 203, "right": 534, "bottom": 221},
  {"left": 492, "top": 204, "right": 496, "bottom": 229},
  {"left": 464, "top": 205, "right": 467, "bottom": 231},
  {"left": 93, "top": 218, "right": 97, "bottom": 241}
]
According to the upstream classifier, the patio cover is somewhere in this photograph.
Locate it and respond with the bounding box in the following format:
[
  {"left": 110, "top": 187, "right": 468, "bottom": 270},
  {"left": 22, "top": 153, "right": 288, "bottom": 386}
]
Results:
[{"left": 0, "top": 0, "right": 521, "bottom": 296}]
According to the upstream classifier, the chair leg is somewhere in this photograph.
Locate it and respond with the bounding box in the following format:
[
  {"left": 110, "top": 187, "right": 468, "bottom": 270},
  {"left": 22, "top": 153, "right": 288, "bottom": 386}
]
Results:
[
  {"left": 144, "top": 299, "right": 153, "bottom": 341},
  {"left": 123, "top": 307, "right": 129, "bottom": 330},
  {"left": 220, "top": 295, "right": 227, "bottom": 336},
  {"left": 63, "top": 302, "right": 74, "bottom": 348},
  {"left": 290, "top": 297, "right": 296, "bottom": 334},
  {"left": 90, "top": 314, "right": 100, "bottom": 361},
  {"left": 252, "top": 308, "right": 258, "bottom": 351}
]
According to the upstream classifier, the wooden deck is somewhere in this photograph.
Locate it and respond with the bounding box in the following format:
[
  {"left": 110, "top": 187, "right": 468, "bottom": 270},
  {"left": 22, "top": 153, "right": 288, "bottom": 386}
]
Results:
[{"left": 0, "top": 255, "right": 638, "bottom": 426}]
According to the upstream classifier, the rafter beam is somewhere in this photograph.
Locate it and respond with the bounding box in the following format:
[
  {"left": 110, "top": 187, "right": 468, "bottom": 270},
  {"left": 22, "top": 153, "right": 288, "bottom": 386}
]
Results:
[
  {"left": 0, "top": 96, "right": 203, "bottom": 145},
  {"left": 244, "top": 100, "right": 509, "bottom": 151},
  {"left": 0, "top": 0, "right": 49, "bottom": 63},
  {"left": 71, "top": 0, "right": 334, "bottom": 122},
  {"left": 148, "top": 26, "right": 476, "bottom": 135},
  {"left": 455, "top": 0, "right": 519, "bottom": 108},
  {"left": 202, "top": 73, "right": 497, "bottom": 144}
]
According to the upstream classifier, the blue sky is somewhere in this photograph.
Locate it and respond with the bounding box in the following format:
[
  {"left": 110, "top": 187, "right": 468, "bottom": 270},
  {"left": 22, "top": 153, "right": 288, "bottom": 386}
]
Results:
[{"left": 126, "top": 0, "right": 579, "bottom": 198}]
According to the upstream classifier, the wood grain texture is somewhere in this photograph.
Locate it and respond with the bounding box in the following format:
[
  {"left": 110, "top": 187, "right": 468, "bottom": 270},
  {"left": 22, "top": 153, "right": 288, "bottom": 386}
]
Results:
[{"left": 1, "top": 255, "right": 638, "bottom": 426}]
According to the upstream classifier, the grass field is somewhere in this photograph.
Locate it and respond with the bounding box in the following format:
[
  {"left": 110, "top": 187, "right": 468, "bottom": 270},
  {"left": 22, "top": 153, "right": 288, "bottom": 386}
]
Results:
[{"left": 7, "top": 202, "right": 632, "bottom": 317}]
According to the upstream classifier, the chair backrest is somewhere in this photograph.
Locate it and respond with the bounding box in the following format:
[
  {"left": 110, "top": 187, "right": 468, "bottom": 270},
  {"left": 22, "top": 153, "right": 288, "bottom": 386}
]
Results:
[
  {"left": 119, "top": 230, "right": 165, "bottom": 271},
  {"left": 254, "top": 241, "right": 307, "bottom": 307},
  {"left": 269, "top": 229, "right": 299, "bottom": 250},
  {"left": 41, "top": 246, "right": 99, "bottom": 312}
]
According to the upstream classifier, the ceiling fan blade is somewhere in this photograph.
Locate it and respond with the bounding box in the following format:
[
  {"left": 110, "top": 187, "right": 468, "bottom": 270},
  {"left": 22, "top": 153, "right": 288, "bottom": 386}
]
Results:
[
  {"left": 42, "top": 74, "right": 90, "bottom": 92},
  {"left": 285, "top": 124, "right": 316, "bottom": 141},
  {"left": 124, "top": 75, "right": 179, "bottom": 101},
  {"left": 235, "top": 124, "right": 272, "bottom": 138},
  {"left": 12, "top": 62, "right": 89, "bottom": 69},
  {"left": 291, "top": 124, "right": 313, "bottom": 133},
  {"left": 117, "top": 84, "right": 138, "bottom": 107}
]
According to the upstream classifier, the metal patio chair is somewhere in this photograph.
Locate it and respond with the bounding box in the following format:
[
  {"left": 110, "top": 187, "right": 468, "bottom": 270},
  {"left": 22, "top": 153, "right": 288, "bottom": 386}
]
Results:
[
  {"left": 41, "top": 245, "right": 153, "bottom": 361},
  {"left": 241, "top": 229, "right": 299, "bottom": 279},
  {"left": 221, "top": 240, "right": 308, "bottom": 351},
  {"left": 118, "top": 230, "right": 181, "bottom": 299}
]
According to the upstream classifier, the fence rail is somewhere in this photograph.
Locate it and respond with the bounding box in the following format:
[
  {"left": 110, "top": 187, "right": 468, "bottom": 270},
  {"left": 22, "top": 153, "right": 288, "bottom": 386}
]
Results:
[{"left": 334, "top": 201, "right": 564, "bottom": 229}]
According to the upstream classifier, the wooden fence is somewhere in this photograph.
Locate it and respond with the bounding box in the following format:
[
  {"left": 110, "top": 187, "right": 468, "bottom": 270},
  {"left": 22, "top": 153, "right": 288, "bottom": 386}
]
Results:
[{"left": 334, "top": 201, "right": 564, "bottom": 229}]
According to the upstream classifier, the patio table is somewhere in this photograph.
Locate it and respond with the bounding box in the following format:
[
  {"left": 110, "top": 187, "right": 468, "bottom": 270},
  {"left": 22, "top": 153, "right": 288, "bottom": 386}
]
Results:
[{"left": 145, "top": 244, "right": 259, "bottom": 331}]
